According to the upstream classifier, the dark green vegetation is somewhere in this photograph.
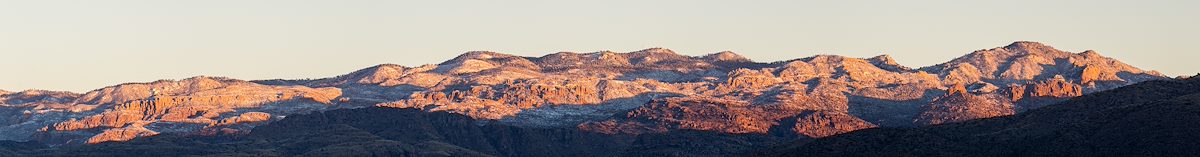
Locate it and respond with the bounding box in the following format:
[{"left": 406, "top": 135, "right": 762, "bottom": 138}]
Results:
[
  {"left": 752, "top": 76, "right": 1200, "bottom": 157},
  {"left": 0, "top": 141, "right": 45, "bottom": 156},
  {"left": 1, "top": 107, "right": 788, "bottom": 157}
]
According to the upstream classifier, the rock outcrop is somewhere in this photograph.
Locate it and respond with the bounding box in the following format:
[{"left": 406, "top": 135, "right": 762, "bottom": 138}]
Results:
[
  {"left": 1027, "top": 76, "right": 1083, "bottom": 98},
  {"left": 85, "top": 127, "right": 158, "bottom": 144},
  {"left": 790, "top": 111, "right": 876, "bottom": 138},
  {"left": 914, "top": 90, "right": 1014, "bottom": 125},
  {"left": 622, "top": 97, "right": 778, "bottom": 134},
  {"left": 215, "top": 112, "right": 272, "bottom": 126}
]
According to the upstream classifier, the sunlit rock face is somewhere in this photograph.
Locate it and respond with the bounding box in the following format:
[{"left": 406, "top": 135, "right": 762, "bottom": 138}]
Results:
[
  {"left": 790, "top": 111, "right": 877, "bottom": 138},
  {"left": 0, "top": 41, "right": 1166, "bottom": 144},
  {"left": 2, "top": 77, "right": 341, "bottom": 144},
  {"left": 367, "top": 42, "right": 1161, "bottom": 139},
  {"left": 914, "top": 83, "right": 1015, "bottom": 125}
]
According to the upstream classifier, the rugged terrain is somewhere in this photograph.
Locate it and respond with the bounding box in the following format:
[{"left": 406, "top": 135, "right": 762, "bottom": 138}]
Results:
[
  {"left": 0, "top": 41, "right": 1165, "bottom": 147},
  {"left": 2, "top": 77, "right": 341, "bottom": 144},
  {"left": 2, "top": 107, "right": 789, "bottom": 157},
  {"left": 3, "top": 77, "right": 1196, "bottom": 157},
  {"left": 751, "top": 75, "right": 1200, "bottom": 157}
]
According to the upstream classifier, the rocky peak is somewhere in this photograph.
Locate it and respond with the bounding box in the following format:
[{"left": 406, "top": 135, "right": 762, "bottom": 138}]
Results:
[
  {"left": 801, "top": 55, "right": 847, "bottom": 62},
  {"left": 626, "top": 48, "right": 689, "bottom": 65},
  {"left": 535, "top": 51, "right": 637, "bottom": 70},
  {"left": 802, "top": 54, "right": 892, "bottom": 66},
  {"left": 587, "top": 51, "right": 615, "bottom": 58},
  {"left": 1066, "top": 50, "right": 1164, "bottom": 84},
  {"left": 178, "top": 76, "right": 233, "bottom": 90},
  {"left": 632, "top": 47, "right": 678, "bottom": 56},
  {"left": 13, "top": 90, "right": 75, "bottom": 96},
  {"left": 867, "top": 54, "right": 896, "bottom": 65},
  {"left": 924, "top": 41, "right": 1163, "bottom": 85},
  {"left": 175, "top": 76, "right": 230, "bottom": 84},
  {"left": 1, "top": 90, "right": 80, "bottom": 105},
  {"left": 797, "top": 55, "right": 851, "bottom": 70},
  {"left": 442, "top": 51, "right": 517, "bottom": 64},
  {"left": 366, "top": 63, "right": 407, "bottom": 71},
  {"left": 536, "top": 52, "right": 585, "bottom": 64},
  {"left": 436, "top": 51, "right": 540, "bottom": 74},
  {"left": 293, "top": 64, "right": 421, "bottom": 87},
  {"left": 1079, "top": 50, "right": 1102, "bottom": 58},
  {"left": 789, "top": 54, "right": 927, "bottom": 85},
  {"left": 799, "top": 55, "right": 864, "bottom": 69},
  {"left": 702, "top": 51, "right": 750, "bottom": 62},
  {"left": 1003, "top": 41, "right": 1050, "bottom": 50},
  {"left": 1002, "top": 41, "right": 1072, "bottom": 58},
  {"left": 345, "top": 64, "right": 409, "bottom": 84},
  {"left": 584, "top": 51, "right": 635, "bottom": 65},
  {"left": 866, "top": 54, "right": 911, "bottom": 71},
  {"left": 541, "top": 51, "right": 582, "bottom": 59}
]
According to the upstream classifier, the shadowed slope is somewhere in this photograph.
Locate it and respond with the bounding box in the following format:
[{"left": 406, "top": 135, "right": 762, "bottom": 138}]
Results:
[
  {"left": 752, "top": 76, "right": 1200, "bottom": 157},
  {"left": 10, "top": 107, "right": 787, "bottom": 157}
]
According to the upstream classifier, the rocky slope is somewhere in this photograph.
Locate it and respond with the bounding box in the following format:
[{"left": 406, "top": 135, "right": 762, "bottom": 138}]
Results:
[
  {"left": 3, "top": 107, "right": 785, "bottom": 157},
  {"left": 750, "top": 75, "right": 1200, "bottom": 157},
  {"left": 364, "top": 42, "right": 1158, "bottom": 136},
  {"left": 0, "top": 41, "right": 1165, "bottom": 146},
  {"left": 1, "top": 77, "right": 342, "bottom": 145},
  {"left": 3, "top": 76, "right": 1185, "bottom": 157}
]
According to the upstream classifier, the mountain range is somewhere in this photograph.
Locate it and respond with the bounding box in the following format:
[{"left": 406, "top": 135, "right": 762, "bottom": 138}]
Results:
[{"left": 0, "top": 41, "right": 1173, "bottom": 156}]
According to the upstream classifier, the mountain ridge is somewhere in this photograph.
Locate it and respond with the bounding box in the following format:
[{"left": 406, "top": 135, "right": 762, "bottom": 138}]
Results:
[{"left": 0, "top": 41, "right": 1167, "bottom": 146}]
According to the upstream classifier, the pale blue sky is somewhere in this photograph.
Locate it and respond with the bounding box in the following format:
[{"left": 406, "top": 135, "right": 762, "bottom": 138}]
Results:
[{"left": 1, "top": 0, "right": 1197, "bottom": 92}]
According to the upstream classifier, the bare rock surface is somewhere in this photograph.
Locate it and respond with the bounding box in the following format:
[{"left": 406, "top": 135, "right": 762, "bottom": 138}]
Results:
[
  {"left": 371, "top": 42, "right": 1159, "bottom": 138},
  {"left": 0, "top": 41, "right": 1166, "bottom": 144},
  {"left": 790, "top": 111, "right": 877, "bottom": 138},
  {"left": 2, "top": 77, "right": 341, "bottom": 144}
]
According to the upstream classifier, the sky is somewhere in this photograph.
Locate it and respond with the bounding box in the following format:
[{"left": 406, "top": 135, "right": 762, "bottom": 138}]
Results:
[{"left": 1, "top": 0, "right": 1197, "bottom": 93}]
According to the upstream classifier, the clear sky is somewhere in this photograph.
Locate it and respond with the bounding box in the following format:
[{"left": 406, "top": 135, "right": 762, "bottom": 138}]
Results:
[{"left": 1, "top": 0, "right": 1197, "bottom": 93}]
